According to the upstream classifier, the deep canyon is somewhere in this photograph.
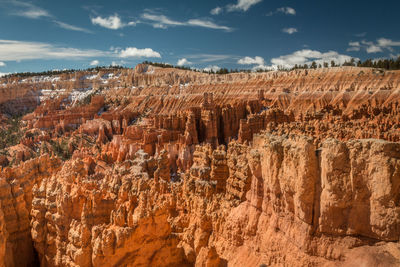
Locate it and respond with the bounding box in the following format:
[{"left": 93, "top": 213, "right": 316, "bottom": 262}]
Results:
[{"left": 0, "top": 64, "right": 400, "bottom": 266}]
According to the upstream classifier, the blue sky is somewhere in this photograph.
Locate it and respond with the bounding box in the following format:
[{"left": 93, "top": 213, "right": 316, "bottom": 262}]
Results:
[{"left": 0, "top": 0, "right": 400, "bottom": 75}]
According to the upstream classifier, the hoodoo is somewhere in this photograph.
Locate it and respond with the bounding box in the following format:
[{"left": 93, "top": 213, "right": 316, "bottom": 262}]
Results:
[{"left": 0, "top": 65, "right": 399, "bottom": 266}]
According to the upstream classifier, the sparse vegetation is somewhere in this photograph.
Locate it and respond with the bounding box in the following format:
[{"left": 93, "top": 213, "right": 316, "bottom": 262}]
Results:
[
  {"left": 142, "top": 61, "right": 263, "bottom": 74},
  {"left": 2, "top": 65, "right": 126, "bottom": 79},
  {"left": 292, "top": 56, "right": 400, "bottom": 71},
  {"left": 0, "top": 116, "right": 25, "bottom": 149},
  {"left": 49, "top": 139, "right": 72, "bottom": 161},
  {"left": 2, "top": 56, "right": 400, "bottom": 82},
  {"left": 145, "top": 56, "right": 400, "bottom": 74}
]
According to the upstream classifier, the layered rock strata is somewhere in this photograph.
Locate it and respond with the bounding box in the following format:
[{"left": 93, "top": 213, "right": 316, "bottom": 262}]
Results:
[{"left": 0, "top": 65, "right": 399, "bottom": 266}]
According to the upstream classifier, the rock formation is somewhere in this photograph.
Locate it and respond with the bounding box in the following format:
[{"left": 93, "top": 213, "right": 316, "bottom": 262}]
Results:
[{"left": 0, "top": 65, "right": 399, "bottom": 266}]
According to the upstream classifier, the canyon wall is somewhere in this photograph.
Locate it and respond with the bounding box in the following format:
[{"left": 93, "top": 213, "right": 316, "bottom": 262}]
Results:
[
  {"left": 0, "top": 65, "right": 399, "bottom": 266},
  {"left": 1, "top": 134, "right": 398, "bottom": 266}
]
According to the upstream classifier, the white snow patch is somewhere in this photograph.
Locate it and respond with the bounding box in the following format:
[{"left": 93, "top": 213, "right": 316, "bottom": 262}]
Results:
[{"left": 80, "top": 74, "right": 98, "bottom": 80}]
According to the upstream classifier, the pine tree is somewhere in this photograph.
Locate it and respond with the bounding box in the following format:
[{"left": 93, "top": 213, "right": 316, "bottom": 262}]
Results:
[{"left": 311, "top": 61, "right": 317, "bottom": 69}]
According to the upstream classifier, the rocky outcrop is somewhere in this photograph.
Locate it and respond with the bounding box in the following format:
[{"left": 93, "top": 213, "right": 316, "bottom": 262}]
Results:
[
  {"left": 0, "top": 154, "right": 61, "bottom": 267},
  {"left": 1, "top": 65, "right": 400, "bottom": 266},
  {"left": 22, "top": 134, "right": 400, "bottom": 266},
  {"left": 30, "top": 153, "right": 186, "bottom": 267},
  {"left": 319, "top": 139, "right": 400, "bottom": 241}
]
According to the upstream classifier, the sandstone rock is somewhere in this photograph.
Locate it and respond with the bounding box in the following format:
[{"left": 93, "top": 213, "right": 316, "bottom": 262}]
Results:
[{"left": 0, "top": 65, "right": 400, "bottom": 266}]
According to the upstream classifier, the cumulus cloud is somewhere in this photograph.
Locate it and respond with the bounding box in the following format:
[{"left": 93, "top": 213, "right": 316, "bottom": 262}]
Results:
[
  {"left": 0, "top": 62, "right": 5, "bottom": 67},
  {"left": 349, "top": 41, "right": 360, "bottom": 47},
  {"left": 91, "top": 14, "right": 135, "bottom": 30},
  {"left": 346, "top": 41, "right": 361, "bottom": 52},
  {"left": 210, "top": 7, "right": 222, "bottom": 15},
  {"left": 238, "top": 56, "right": 264, "bottom": 65},
  {"left": 282, "top": 28, "right": 298, "bottom": 34},
  {"left": 90, "top": 60, "right": 99, "bottom": 66},
  {"left": 0, "top": 40, "right": 161, "bottom": 65},
  {"left": 278, "top": 7, "right": 296, "bottom": 15},
  {"left": 267, "top": 7, "right": 296, "bottom": 16},
  {"left": 118, "top": 47, "right": 161, "bottom": 58},
  {"left": 268, "top": 49, "right": 355, "bottom": 69},
  {"left": 227, "top": 0, "right": 263, "bottom": 12},
  {"left": 377, "top": 38, "right": 400, "bottom": 48},
  {"left": 177, "top": 58, "right": 192, "bottom": 66},
  {"left": 141, "top": 13, "right": 232, "bottom": 31},
  {"left": 203, "top": 65, "right": 221, "bottom": 72},
  {"left": 0, "top": 39, "right": 109, "bottom": 61},
  {"left": 347, "top": 38, "right": 400, "bottom": 53},
  {"left": 0, "top": 72, "right": 10, "bottom": 77},
  {"left": 366, "top": 45, "right": 382, "bottom": 53}
]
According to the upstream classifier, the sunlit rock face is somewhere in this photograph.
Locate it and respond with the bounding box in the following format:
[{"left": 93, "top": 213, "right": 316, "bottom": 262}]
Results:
[{"left": 0, "top": 65, "right": 400, "bottom": 266}]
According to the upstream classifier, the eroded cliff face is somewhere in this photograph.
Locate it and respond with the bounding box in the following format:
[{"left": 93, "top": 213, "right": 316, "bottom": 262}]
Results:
[
  {"left": 0, "top": 65, "right": 400, "bottom": 266},
  {"left": 0, "top": 155, "right": 61, "bottom": 266},
  {"left": 15, "top": 135, "right": 398, "bottom": 267}
]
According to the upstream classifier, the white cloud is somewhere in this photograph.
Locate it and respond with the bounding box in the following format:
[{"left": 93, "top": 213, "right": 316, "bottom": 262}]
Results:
[
  {"left": 238, "top": 56, "right": 264, "bottom": 65},
  {"left": 0, "top": 73, "right": 10, "bottom": 77},
  {"left": 347, "top": 47, "right": 360, "bottom": 52},
  {"left": 227, "top": 0, "right": 263, "bottom": 12},
  {"left": 282, "top": 27, "right": 298, "bottom": 34},
  {"left": 366, "top": 45, "right": 383, "bottom": 53},
  {"left": 19, "top": 8, "right": 50, "bottom": 19},
  {"left": 267, "top": 6, "right": 296, "bottom": 16},
  {"left": 268, "top": 49, "right": 355, "bottom": 69},
  {"left": 348, "top": 38, "right": 400, "bottom": 54},
  {"left": 185, "top": 54, "right": 237, "bottom": 63},
  {"left": 252, "top": 65, "right": 274, "bottom": 71},
  {"left": 119, "top": 47, "right": 161, "bottom": 58},
  {"left": 177, "top": 58, "right": 192, "bottom": 66},
  {"left": 0, "top": 39, "right": 109, "bottom": 61},
  {"left": 187, "top": 19, "right": 232, "bottom": 31},
  {"left": 0, "top": 62, "right": 5, "bottom": 67},
  {"left": 7, "top": 1, "right": 95, "bottom": 33},
  {"left": 11, "top": 0, "right": 51, "bottom": 19},
  {"left": 141, "top": 13, "right": 184, "bottom": 27},
  {"left": 210, "top": 7, "right": 222, "bottom": 15},
  {"left": 277, "top": 7, "right": 296, "bottom": 15},
  {"left": 361, "top": 40, "right": 373, "bottom": 46},
  {"left": 0, "top": 40, "right": 161, "bottom": 62},
  {"left": 91, "top": 14, "right": 135, "bottom": 30},
  {"left": 349, "top": 41, "right": 360, "bottom": 47},
  {"left": 90, "top": 60, "right": 99, "bottom": 66},
  {"left": 377, "top": 38, "right": 400, "bottom": 48},
  {"left": 141, "top": 13, "right": 232, "bottom": 31},
  {"left": 203, "top": 65, "right": 221, "bottom": 72},
  {"left": 54, "top": 20, "right": 93, "bottom": 33},
  {"left": 111, "top": 61, "right": 126, "bottom": 66},
  {"left": 346, "top": 41, "right": 361, "bottom": 52}
]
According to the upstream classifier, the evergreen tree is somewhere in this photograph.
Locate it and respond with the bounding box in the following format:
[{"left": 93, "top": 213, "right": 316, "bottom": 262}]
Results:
[{"left": 311, "top": 61, "right": 317, "bottom": 69}]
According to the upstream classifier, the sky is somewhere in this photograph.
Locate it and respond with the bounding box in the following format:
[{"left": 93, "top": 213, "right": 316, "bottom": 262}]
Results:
[{"left": 0, "top": 0, "right": 400, "bottom": 75}]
